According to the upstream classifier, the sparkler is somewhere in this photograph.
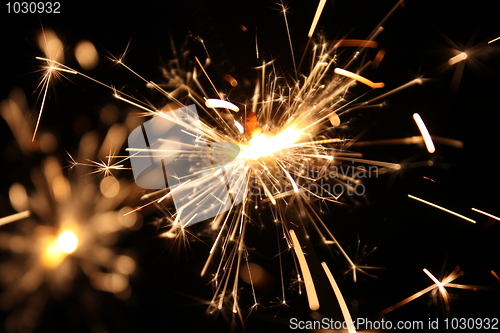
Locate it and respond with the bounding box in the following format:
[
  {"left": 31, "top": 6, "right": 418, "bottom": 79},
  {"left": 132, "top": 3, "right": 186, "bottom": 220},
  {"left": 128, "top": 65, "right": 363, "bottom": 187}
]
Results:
[
  {"left": 0, "top": 90, "right": 140, "bottom": 332},
  {"left": 2, "top": 0, "right": 499, "bottom": 331}
]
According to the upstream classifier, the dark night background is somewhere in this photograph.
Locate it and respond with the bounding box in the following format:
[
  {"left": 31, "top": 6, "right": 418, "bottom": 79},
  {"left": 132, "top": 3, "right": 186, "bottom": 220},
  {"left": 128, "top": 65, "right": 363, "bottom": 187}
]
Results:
[{"left": 1, "top": 0, "right": 499, "bottom": 332}]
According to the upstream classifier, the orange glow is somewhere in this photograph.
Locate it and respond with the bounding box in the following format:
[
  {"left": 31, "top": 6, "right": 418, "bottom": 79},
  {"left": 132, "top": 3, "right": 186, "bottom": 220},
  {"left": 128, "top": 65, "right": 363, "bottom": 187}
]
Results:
[{"left": 334, "top": 39, "right": 378, "bottom": 48}]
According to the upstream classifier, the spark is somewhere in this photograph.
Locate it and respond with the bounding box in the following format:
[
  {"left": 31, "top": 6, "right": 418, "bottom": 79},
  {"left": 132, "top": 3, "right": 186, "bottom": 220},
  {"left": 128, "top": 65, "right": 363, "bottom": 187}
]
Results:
[
  {"left": 321, "top": 262, "right": 357, "bottom": 333},
  {"left": 308, "top": 0, "right": 327, "bottom": 38},
  {"left": 333, "top": 39, "right": 378, "bottom": 48},
  {"left": 334, "top": 68, "right": 385, "bottom": 89},
  {"left": 471, "top": 208, "right": 500, "bottom": 221},
  {"left": 205, "top": 98, "right": 240, "bottom": 112},
  {"left": 408, "top": 194, "right": 476, "bottom": 223},
  {"left": 413, "top": 113, "right": 436, "bottom": 153},
  {"left": 0, "top": 210, "right": 31, "bottom": 227},
  {"left": 372, "top": 48, "right": 386, "bottom": 68},
  {"left": 488, "top": 36, "right": 500, "bottom": 44},
  {"left": 380, "top": 267, "right": 477, "bottom": 315},
  {"left": 448, "top": 51, "right": 468, "bottom": 65},
  {"left": 280, "top": 1, "right": 297, "bottom": 74},
  {"left": 289, "top": 229, "right": 320, "bottom": 311},
  {"left": 32, "top": 29, "right": 67, "bottom": 141}
]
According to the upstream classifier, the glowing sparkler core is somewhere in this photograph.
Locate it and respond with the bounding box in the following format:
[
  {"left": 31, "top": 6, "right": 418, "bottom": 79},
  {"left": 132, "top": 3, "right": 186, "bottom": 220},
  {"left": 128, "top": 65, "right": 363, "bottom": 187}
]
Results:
[
  {"left": 238, "top": 126, "right": 304, "bottom": 160},
  {"left": 41, "top": 230, "right": 79, "bottom": 268},
  {"left": 57, "top": 231, "right": 79, "bottom": 254}
]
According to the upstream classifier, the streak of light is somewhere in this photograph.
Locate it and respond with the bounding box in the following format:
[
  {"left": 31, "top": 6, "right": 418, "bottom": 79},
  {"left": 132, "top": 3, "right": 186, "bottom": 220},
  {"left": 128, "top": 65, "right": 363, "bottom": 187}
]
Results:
[
  {"left": 349, "top": 136, "right": 463, "bottom": 149},
  {"left": 335, "top": 156, "right": 400, "bottom": 169},
  {"left": 297, "top": 138, "right": 343, "bottom": 146},
  {"left": 321, "top": 262, "right": 357, "bottom": 333},
  {"left": 471, "top": 208, "right": 500, "bottom": 221},
  {"left": 0, "top": 210, "right": 31, "bottom": 227},
  {"left": 234, "top": 121, "right": 245, "bottom": 133},
  {"left": 372, "top": 48, "right": 386, "bottom": 68},
  {"left": 205, "top": 99, "right": 240, "bottom": 112},
  {"left": 360, "top": 78, "right": 423, "bottom": 105},
  {"left": 488, "top": 37, "right": 500, "bottom": 44},
  {"left": 413, "top": 113, "right": 435, "bottom": 153},
  {"left": 380, "top": 267, "right": 475, "bottom": 315},
  {"left": 308, "top": 0, "right": 327, "bottom": 37},
  {"left": 333, "top": 39, "right": 378, "bottom": 48},
  {"left": 334, "top": 68, "right": 385, "bottom": 89},
  {"left": 289, "top": 229, "right": 320, "bottom": 311},
  {"left": 491, "top": 271, "right": 500, "bottom": 282},
  {"left": 408, "top": 194, "right": 476, "bottom": 223},
  {"left": 280, "top": 1, "right": 297, "bottom": 75},
  {"left": 448, "top": 52, "right": 468, "bottom": 65},
  {"left": 223, "top": 74, "right": 238, "bottom": 87}
]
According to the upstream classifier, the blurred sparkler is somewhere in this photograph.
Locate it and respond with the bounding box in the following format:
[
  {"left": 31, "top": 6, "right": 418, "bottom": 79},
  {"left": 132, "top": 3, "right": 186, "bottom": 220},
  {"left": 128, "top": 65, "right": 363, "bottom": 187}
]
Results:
[{"left": 0, "top": 87, "right": 140, "bottom": 332}]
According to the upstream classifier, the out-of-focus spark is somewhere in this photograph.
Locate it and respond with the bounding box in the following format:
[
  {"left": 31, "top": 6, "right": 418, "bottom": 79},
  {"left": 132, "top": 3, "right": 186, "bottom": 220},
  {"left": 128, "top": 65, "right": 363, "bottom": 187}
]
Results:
[
  {"left": 321, "top": 262, "right": 357, "bottom": 333},
  {"left": 471, "top": 208, "right": 500, "bottom": 221},
  {"left": 491, "top": 270, "right": 500, "bottom": 282},
  {"left": 372, "top": 48, "right": 386, "bottom": 68},
  {"left": 334, "top": 39, "right": 378, "bottom": 48},
  {"left": 0, "top": 211, "right": 30, "bottom": 227},
  {"left": 37, "top": 29, "right": 64, "bottom": 63},
  {"left": 205, "top": 98, "right": 240, "bottom": 112},
  {"left": 308, "top": 0, "right": 327, "bottom": 37},
  {"left": 74, "top": 40, "right": 99, "bottom": 70},
  {"left": 334, "top": 68, "right": 385, "bottom": 89},
  {"left": 448, "top": 51, "right": 468, "bottom": 65},
  {"left": 413, "top": 113, "right": 435, "bottom": 153},
  {"left": 223, "top": 74, "right": 238, "bottom": 87},
  {"left": 488, "top": 37, "right": 500, "bottom": 44},
  {"left": 408, "top": 194, "right": 476, "bottom": 223},
  {"left": 350, "top": 136, "right": 463, "bottom": 149},
  {"left": 328, "top": 112, "right": 341, "bottom": 127},
  {"left": 289, "top": 229, "right": 320, "bottom": 311}
]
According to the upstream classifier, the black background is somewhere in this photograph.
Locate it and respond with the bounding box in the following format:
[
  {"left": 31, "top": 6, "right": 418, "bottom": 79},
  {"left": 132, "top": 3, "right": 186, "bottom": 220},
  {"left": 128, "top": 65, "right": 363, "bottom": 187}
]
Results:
[{"left": 1, "top": 1, "right": 499, "bottom": 332}]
